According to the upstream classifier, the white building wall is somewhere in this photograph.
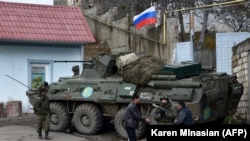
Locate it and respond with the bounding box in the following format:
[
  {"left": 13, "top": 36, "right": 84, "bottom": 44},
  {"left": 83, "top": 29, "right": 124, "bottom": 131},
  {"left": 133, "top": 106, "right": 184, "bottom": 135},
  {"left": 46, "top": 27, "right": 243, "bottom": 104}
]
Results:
[
  {"left": 216, "top": 32, "right": 250, "bottom": 74},
  {"left": 0, "top": 45, "right": 83, "bottom": 113}
]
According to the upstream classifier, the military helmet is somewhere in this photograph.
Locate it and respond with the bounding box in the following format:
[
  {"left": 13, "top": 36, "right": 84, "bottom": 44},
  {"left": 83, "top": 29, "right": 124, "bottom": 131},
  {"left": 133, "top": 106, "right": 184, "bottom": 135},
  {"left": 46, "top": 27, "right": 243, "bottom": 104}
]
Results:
[{"left": 160, "top": 95, "right": 169, "bottom": 102}]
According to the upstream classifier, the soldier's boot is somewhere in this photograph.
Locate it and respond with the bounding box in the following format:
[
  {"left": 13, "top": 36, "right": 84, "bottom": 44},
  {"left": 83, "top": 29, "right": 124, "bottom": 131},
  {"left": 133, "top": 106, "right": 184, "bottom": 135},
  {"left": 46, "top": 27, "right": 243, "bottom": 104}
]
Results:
[
  {"left": 45, "top": 131, "right": 51, "bottom": 140},
  {"left": 38, "top": 132, "right": 43, "bottom": 139}
]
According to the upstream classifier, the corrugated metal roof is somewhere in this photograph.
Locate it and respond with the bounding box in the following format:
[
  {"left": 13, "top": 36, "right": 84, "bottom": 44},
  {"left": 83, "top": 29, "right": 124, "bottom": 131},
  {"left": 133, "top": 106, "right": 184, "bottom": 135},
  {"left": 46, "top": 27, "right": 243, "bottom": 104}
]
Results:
[{"left": 0, "top": 1, "right": 96, "bottom": 44}]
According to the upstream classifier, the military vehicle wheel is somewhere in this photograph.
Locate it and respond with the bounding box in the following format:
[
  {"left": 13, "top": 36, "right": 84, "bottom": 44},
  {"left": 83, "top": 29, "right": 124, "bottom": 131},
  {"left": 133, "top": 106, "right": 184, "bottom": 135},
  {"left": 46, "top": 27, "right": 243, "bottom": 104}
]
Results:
[
  {"left": 73, "top": 103, "right": 103, "bottom": 134},
  {"left": 114, "top": 108, "right": 147, "bottom": 139},
  {"left": 50, "top": 102, "right": 71, "bottom": 131}
]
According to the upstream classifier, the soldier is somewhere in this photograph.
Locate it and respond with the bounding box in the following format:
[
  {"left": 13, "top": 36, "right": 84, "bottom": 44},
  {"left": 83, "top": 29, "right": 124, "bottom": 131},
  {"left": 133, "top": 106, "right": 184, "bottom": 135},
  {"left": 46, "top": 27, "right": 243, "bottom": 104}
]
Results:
[
  {"left": 33, "top": 85, "right": 51, "bottom": 140},
  {"left": 72, "top": 65, "right": 79, "bottom": 77},
  {"left": 154, "top": 96, "right": 176, "bottom": 125}
]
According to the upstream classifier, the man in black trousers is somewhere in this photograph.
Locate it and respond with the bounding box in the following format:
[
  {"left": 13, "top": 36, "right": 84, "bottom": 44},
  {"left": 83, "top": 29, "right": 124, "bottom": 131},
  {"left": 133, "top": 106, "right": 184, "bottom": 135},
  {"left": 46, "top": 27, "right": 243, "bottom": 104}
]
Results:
[{"left": 125, "top": 93, "right": 151, "bottom": 141}]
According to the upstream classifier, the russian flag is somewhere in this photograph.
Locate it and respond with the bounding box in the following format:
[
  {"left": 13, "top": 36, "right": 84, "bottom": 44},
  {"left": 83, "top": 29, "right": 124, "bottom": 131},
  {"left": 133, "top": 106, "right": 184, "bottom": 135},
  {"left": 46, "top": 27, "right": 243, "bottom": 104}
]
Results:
[{"left": 133, "top": 6, "right": 157, "bottom": 30}]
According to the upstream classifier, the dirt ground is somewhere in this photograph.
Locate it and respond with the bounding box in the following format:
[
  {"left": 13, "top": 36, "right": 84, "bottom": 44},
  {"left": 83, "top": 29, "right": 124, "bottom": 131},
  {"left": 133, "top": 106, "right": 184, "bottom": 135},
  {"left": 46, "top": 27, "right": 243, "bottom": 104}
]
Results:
[{"left": 0, "top": 113, "right": 147, "bottom": 141}]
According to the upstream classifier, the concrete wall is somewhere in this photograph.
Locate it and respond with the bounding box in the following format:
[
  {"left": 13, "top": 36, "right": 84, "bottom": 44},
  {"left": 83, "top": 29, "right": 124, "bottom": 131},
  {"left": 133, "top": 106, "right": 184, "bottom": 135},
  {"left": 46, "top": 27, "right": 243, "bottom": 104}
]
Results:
[
  {"left": 0, "top": 44, "right": 83, "bottom": 113},
  {"left": 232, "top": 38, "right": 250, "bottom": 124},
  {"left": 83, "top": 6, "right": 218, "bottom": 66},
  {"left": 54, "top": 0, "right": 68, "bottom": 5},
  {"left": 194, "top": 49, "right": 216, "bottom": 68},
  {"left": 82, "top": 5, "right": 180, "bottom": 64}
]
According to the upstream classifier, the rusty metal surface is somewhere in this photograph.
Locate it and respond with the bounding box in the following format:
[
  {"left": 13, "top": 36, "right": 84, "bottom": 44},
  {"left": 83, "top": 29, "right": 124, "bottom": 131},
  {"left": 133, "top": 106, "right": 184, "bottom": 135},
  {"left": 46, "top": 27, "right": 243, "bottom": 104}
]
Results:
[
  {"left": 6, "top": 101, "right": 22, "bottom": 117},
  {"left": 0, "top": 103, "right": 5, "bottom": 118}
]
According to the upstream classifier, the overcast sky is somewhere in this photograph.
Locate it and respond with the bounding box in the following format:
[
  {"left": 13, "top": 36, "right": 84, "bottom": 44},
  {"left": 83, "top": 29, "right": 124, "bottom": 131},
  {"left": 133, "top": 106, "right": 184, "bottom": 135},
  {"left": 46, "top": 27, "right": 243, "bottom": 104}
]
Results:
[{"left": 0, "top": 0, "right": 53, "bottom": 5}]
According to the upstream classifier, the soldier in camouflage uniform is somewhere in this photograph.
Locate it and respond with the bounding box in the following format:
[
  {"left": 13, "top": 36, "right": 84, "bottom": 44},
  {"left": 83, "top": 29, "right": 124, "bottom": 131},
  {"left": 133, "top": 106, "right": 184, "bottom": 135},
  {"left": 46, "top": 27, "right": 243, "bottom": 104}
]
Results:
[
  {"left": 154, "top": 96, "right": 177, "bottom": 125},
  {"left": 33, "top": 85, "right": 51, "bottom": 140}
]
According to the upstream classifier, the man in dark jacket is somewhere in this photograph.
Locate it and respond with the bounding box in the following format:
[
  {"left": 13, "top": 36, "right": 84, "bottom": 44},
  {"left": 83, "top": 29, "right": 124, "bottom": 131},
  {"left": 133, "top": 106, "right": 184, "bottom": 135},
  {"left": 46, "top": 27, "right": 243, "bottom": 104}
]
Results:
[
  {"left": 174, "top": 100, "right": 194, "bottom": 125},
  {"left": 33, "top": 85, "right": 51, "bottom": 140},
  {"left": 125, "top": 93, "right": 150, "bottom": 141}
]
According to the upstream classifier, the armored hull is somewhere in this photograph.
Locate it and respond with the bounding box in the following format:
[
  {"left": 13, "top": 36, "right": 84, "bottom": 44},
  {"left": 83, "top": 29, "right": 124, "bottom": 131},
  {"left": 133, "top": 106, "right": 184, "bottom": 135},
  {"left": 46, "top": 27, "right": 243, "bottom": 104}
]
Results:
[{"left": 26, "top": 54, "right": 243, "bottom": 139}]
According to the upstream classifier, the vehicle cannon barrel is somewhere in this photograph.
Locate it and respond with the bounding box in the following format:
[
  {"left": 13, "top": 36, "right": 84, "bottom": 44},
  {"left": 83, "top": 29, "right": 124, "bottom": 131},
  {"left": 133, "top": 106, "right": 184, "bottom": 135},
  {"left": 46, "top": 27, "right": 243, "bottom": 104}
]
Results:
[
  {"left": 53, "top": 60, "right": 93, "bottom": 63},
  {"left": 147, "top": 80, "right": 202, "bottom": 88},
  {"left": 151, "top": 75, "right": 177, "bottom": 80}
]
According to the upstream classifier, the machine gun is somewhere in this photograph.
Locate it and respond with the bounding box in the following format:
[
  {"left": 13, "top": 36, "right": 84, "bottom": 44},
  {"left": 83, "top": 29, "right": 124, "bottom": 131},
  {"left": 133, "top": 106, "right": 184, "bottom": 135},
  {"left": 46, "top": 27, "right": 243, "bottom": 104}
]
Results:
[
  {"left": 152, "top": 103, "right": 176, "bottom": 117},
  {"left": 53, "top": 60, "right": 94, "bottom": 76},
  {"left": 54, "top": 54, "right": 119, "bottom": 78}
]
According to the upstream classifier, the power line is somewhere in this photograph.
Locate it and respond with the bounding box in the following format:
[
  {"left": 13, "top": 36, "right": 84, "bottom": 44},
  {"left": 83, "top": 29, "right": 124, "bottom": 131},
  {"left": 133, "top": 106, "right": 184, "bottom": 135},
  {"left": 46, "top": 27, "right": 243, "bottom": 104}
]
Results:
[
  {"left": 164, "top": 0, "right": 247, "bottom": 14},
  {"left": 162, "top": 0, "right": 247, "bottom": 44}
]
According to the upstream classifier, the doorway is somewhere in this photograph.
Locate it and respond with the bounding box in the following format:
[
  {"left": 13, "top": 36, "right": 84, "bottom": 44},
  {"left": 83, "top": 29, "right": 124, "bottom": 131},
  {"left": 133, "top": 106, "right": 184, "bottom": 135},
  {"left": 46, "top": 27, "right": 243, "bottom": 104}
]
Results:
[{"left": 27, "top": 60, "right": 52, "bottom": 113}]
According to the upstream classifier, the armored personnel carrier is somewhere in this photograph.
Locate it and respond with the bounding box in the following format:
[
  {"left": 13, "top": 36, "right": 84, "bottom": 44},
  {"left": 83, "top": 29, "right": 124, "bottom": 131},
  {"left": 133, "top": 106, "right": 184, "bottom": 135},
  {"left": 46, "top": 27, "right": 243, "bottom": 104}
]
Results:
[{"left": 26, "top": 53, "right": 243, "bottom": 139}]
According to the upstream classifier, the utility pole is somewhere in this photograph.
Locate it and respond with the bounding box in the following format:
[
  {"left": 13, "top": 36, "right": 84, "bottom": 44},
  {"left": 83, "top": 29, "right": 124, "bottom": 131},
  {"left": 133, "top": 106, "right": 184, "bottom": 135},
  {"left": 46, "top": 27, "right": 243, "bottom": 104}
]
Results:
[
  {"left": 189, "top": 10, "right": 194, "bottom": 61},
  {"left": 166, "top": 17, "right": 179, "bottom": 64}
]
